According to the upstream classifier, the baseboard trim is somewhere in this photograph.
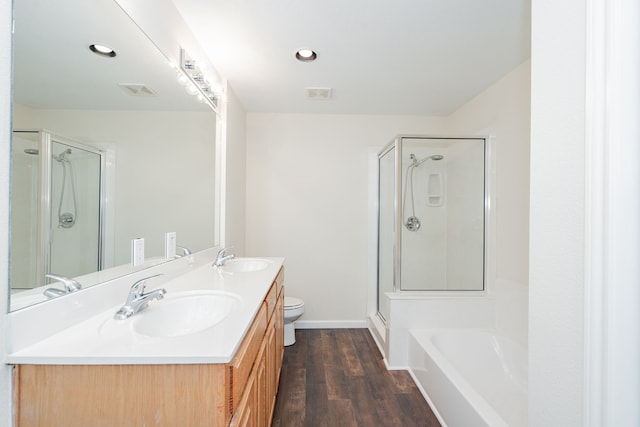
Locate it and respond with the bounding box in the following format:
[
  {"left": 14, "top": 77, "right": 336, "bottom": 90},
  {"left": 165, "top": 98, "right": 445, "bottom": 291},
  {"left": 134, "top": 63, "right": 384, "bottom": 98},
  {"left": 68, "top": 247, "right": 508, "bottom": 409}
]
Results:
[{"left": 294, "top": 320, "right": 368, "bottom": 329}]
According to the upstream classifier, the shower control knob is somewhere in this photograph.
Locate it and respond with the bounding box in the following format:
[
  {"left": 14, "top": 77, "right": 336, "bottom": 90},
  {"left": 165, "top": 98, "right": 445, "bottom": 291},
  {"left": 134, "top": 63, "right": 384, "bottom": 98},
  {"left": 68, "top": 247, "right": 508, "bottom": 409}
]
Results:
[
  {"left": 405, "top": 216, "right": 421, "bottom": 231},
  {"left": 59, "top": 212, "right": 76, "bottom": 228}
]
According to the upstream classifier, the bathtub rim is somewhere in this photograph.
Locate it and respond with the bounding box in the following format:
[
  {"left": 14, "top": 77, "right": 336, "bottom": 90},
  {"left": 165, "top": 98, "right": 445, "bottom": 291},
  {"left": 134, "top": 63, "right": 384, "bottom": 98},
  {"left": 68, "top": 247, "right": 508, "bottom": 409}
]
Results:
[
  {"left": 406, "top": 366, "right": 451, "bottom": 427},
  {"left": 385, "top": 290, "right": 489, "bottom": 300},
  {"left": 408, "top": 327, "right": 526, "bottom": 427}
]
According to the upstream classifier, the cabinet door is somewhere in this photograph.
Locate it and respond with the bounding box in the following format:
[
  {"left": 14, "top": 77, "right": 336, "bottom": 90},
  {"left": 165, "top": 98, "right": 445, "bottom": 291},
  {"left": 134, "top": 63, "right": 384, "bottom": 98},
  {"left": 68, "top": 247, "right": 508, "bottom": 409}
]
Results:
[
  {"left": 230, "top": 371, "right": 257, "bottom": 427},
  {"left": 266, "top": 318, "right": 277, "bottom": 422},
  {"left": 255, "top": 341, "right": 267, "bottom": 426},
  {"left": 275, "top": 291, "right": 285, "bottom": 379},
  {"left": 230, "top": 304, "right": 267, "bottom": 414}
]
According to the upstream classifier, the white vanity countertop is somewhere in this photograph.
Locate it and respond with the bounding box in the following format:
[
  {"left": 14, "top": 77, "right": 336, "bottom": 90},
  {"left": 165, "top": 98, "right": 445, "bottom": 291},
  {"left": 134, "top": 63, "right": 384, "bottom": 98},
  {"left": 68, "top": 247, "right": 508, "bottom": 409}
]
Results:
[
  {"left": 10, "top": 257, "right": 169, "bottom": 311},
  {"left": 6, "top": 257, "right": 284, "bottom": 365}
]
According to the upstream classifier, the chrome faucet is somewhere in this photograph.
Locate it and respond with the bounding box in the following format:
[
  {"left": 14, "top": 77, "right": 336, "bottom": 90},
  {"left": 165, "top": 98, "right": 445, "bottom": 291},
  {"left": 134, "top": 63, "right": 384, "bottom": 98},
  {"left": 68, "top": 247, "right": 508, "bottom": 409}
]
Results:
[
  {"left": 114, "top": 274, "right": 166, "bottom": 320},
  {"left": 176, "top": 245, "right": 192, "bottom": 258},
  {"left": 42, "top": 273, "right": 82, "bottom": 299},
  {"left": 213, "top": 247, "right": 235, "bottom": 267}
]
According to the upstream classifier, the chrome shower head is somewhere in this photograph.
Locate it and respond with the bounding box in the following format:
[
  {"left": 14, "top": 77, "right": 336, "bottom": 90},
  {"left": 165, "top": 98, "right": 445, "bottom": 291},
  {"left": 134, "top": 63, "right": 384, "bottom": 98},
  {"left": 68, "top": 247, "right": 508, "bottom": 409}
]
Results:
[
  {"left": 24, "top": 148, "right": 39, "bottom": 155},
  {"left": 413, "top": 154, "right": 444, "bottom": 166}
]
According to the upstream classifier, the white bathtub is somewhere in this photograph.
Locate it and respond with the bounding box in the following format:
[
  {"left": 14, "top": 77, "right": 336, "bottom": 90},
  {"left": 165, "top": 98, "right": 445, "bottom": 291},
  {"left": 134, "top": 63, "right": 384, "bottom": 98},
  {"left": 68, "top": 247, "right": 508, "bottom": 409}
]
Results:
[{"left": 408, "top": 328, "right": 527, "bottom": 427}]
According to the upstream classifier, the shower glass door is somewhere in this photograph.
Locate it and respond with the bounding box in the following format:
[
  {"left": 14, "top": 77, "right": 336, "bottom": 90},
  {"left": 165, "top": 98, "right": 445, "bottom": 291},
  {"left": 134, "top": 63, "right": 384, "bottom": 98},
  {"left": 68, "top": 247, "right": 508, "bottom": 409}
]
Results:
[
  {"left": 377, "top": 145, "right": 395, "bottom": 322},
  {"left": 49, "top": 139, "right": 102, "bottom": 280}
]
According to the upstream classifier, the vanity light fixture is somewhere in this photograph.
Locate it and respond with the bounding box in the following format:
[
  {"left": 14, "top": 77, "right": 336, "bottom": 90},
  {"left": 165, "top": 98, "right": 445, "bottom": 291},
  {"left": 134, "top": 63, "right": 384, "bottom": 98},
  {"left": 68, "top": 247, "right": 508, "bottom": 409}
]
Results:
[
  {"left": 178, "top": 48, "right": 223, "bottom": 111},
  {"left": 295, "top": 48, "right": 317, "bottom": 62},
  {"left": 89, "top": 44, "right": 116, "bottom": 58}
]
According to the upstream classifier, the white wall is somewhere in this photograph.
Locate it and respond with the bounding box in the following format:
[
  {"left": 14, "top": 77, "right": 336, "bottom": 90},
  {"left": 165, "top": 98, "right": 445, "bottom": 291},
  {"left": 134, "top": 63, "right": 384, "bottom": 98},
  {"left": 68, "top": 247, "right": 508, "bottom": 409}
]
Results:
[
  {"left": 530, "top": 0, "right": 640, "bottom": 424},
  {"left": 529, "top": 0, "right": 585, "bottom": 424},
  {"left": 0, "top": 0, "right": 13, "bottom": 423},
  {"left": 245, "top": 114, "right": 447, "bottom": 324}
]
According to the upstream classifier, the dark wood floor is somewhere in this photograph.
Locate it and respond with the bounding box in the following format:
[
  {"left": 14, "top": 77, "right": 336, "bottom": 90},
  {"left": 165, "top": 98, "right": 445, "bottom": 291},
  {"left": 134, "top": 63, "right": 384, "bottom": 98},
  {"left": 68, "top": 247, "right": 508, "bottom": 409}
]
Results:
[{"left": 271, "top": 329, "right": 441, "bottom": 427}]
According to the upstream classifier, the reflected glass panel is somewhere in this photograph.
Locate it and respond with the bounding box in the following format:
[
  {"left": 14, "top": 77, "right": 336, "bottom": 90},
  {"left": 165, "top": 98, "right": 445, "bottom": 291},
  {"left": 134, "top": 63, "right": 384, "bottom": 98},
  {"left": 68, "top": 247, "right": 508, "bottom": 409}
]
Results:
[
  {"left": 10, "top": 131, "right": 40, "bottom": 291},
  {"left": 49, "top": 139, "right": 102, "bottom": 281}
]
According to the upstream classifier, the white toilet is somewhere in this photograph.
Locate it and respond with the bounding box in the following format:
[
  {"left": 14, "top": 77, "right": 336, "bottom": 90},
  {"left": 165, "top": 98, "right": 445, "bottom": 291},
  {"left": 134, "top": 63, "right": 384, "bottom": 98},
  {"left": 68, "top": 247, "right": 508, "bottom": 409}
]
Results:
[{"left": 283, "top": 296, "right": 305, "bottom": 346}]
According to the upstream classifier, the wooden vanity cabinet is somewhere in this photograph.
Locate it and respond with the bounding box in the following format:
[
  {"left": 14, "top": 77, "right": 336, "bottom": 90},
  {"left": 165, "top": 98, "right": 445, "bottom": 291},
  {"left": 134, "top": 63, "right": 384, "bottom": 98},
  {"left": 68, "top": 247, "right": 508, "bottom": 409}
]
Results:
[
  {"left": 230, "top": 268, "right": 284, "bottom": 426},
  {"left": 14, "top": 267, "right": 285, "bottom": 427}
]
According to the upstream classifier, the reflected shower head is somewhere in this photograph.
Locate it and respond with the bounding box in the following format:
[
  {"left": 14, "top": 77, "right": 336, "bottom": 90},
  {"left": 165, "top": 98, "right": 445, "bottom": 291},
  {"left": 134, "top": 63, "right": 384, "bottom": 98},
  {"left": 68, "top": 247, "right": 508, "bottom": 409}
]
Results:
[
  {"left": 54, "top": 148, "right": 73, "bottom": 162},
  {"left": 413, "top": 154, "right": 444, "bottom": 166}
]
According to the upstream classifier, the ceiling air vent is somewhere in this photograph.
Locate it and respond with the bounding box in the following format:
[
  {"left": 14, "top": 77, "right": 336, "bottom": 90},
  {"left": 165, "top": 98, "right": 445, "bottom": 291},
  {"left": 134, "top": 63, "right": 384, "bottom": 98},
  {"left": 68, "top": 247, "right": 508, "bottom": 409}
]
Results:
[
  {"left": 119, "top": 84, "right": 158, "bottom": 97},
  {"left": 304, "top": 87, "right": 332, "bottom": 100}
]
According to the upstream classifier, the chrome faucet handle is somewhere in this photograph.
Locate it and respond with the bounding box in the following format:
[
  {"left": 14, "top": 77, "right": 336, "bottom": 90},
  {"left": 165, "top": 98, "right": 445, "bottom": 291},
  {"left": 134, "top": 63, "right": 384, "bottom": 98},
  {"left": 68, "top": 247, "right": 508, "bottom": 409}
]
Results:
[
  {"left": 128, "top": 273, "right": 164, "bottom": 301},
  {"left": 115, "top": 274, "right": 165, "bottom": 320},
  {"left": 216, "top": 246, "right": 233, "bottom": 257},
  {"left": 214, "top": 246, "right": 235, "bottom": 267},
  {"left": 45, "top": 273, "right": 82, "bottom": 293}
]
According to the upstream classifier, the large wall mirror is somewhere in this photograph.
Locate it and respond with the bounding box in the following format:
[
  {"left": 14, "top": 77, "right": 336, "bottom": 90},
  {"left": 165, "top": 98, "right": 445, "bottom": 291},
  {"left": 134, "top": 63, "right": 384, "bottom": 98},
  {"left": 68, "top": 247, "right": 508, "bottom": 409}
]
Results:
[{"left": 9, "top": 0, "right": 219, "bottom": 311}]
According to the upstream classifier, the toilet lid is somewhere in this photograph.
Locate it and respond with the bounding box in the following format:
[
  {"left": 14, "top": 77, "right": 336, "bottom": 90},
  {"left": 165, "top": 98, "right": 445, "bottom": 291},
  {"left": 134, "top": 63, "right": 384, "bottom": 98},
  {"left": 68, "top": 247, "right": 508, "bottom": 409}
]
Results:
[{"left": 284, "top": 297, "right": 304, "bottom": 309}]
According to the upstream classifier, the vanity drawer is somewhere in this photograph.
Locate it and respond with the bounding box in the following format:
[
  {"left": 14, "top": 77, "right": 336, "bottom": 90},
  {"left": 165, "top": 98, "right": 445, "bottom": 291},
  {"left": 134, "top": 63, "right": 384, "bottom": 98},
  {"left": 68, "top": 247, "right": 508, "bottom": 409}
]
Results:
[
  {"left": 274, "top": 267, "right": 284, "bottom": 295},
  {"left": 265, "top": 282, "right": 277, "bottom": 320},
  {"left": 229, "top": 302, "right": 267, "bottom": 415},
  {"left": 265, "top": 267, "right": 284, "bottom": 322}
]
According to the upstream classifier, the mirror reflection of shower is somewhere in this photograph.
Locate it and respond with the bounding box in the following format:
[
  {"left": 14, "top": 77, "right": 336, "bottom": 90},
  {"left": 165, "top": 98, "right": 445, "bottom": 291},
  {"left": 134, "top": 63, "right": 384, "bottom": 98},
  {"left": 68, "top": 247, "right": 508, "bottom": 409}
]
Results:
[
  {"left": 23, "top": 147, "right": 79, "bottom": 229},
  {"left": 402, "top": 153, "right": 444, "bottom": 231},
  {"left": 52, "top": 148, "right": 78, "bottom": 228},
  {"left": 11, "top": 130, "right": 105, "bottom": 291}
]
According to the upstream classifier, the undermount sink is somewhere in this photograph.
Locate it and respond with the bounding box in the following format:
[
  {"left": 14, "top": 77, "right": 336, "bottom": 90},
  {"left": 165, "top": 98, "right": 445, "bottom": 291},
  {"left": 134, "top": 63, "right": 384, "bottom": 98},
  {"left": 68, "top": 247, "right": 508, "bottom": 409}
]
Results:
[
  {"left": 220, "top": 258, "right": 271, "bottom": 273},
  {"left": 132, "top": 291, "right": 241, "bottom": 338}
]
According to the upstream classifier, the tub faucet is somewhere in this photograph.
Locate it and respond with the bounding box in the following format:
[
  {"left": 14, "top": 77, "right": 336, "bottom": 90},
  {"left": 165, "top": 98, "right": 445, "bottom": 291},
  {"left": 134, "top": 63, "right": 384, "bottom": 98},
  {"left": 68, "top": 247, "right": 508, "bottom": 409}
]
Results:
[
  {"left": 42, "top": 273, "right": 82, "bottom": 299},
  {"left": 213, "top": 247, "right": 235, "bottom": 267},
  {"left": 114, "top": 274, "right": 166, "bottom": 320}
]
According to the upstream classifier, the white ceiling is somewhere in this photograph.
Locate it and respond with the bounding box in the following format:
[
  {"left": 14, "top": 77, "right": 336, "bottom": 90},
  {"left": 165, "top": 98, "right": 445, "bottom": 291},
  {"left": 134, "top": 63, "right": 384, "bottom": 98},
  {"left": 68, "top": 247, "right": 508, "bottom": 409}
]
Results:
[{"left": 171, "top": 0, "right": 531, "bottom": 116}]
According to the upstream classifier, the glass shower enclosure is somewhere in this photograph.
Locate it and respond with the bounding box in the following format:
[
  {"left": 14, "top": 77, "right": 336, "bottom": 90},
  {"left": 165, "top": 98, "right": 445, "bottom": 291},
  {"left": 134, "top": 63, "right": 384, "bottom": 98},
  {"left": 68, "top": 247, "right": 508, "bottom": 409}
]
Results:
[
  {"left": 377, "top": 136, "right": 488, "bottom": 322},
  {"left": 10, "top": 130, "right": 105, "bottom": 291}
]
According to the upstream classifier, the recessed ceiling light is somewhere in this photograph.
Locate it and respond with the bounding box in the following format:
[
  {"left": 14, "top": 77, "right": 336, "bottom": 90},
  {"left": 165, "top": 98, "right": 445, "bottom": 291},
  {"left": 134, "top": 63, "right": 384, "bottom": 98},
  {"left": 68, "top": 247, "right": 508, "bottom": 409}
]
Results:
[
  {"left": 89, "top": 44, "right": 116, "bottom": 58},
  {"left": 296, "top": 49, "right": 317, "bottom": 62}
]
